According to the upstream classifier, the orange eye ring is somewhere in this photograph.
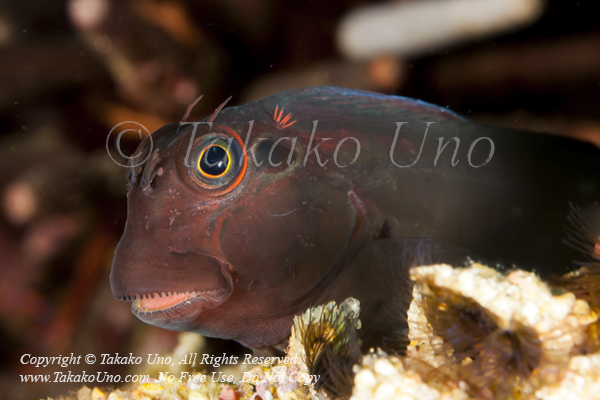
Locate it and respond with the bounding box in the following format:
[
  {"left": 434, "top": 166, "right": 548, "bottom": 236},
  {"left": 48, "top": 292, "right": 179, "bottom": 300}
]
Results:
[
  {"left": 217, "top": 125, "right": 247, "bottom": 193},
  {"left": 179, "top": 124, "right": 247, "bottom": 196}
]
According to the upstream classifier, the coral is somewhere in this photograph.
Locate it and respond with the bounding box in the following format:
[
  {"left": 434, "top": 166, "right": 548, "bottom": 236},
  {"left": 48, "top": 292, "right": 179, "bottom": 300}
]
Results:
[
  {"left": 289, "top": 298, "right": 362, "bottom": 398},
  {"left": 351, "top": 349, "right": 469, "bottom": 400},
  {"left": 50, "top": 264, "right": 600, "bottom": 400},
  {"left": 350, "top": 263, "right": 600, "bottom": 399},
  {"left": 406, "top": 263, "right": 598, "bottom": 397}
]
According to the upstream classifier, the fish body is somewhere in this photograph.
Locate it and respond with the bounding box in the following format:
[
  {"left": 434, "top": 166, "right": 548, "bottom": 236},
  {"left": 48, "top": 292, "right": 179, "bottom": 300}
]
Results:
[{"left": 110, "top": 87, "right": 600, "bottom": 350}]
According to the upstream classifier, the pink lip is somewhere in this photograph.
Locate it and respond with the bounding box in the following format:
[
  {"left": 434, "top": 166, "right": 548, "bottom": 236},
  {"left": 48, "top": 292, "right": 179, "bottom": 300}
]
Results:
[
  {"left": 134, "top": 292, "right": 194, "bottom": 312},
  {"left": 130, "top": 288, "right": 230, "bottom": 316}
]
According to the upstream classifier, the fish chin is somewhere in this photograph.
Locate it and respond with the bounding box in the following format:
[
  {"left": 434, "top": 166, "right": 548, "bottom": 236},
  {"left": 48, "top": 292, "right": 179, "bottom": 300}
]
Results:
[{"left": 130, "top": 288, "right": 230, "bottom": 329}]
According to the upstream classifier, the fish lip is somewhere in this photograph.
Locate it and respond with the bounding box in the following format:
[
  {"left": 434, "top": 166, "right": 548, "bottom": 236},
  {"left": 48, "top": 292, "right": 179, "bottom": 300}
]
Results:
[{"left": 114, "top": 255, "right": 235, "bottom": 321}]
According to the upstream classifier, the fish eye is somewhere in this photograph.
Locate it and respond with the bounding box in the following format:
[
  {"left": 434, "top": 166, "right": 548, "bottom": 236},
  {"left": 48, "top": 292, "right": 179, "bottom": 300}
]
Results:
[
  {"left": 198, "top": 145, "right": 230, "bottom": 177},
  {"left": 190, "top": 134, "right": 246, "bottom": 192}
]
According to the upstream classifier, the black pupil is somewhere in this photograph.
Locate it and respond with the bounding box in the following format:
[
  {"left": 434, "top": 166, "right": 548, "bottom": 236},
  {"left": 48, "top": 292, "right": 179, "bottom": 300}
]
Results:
[{"left": 200, "top": 146, "right": 229, "bottom": 176}]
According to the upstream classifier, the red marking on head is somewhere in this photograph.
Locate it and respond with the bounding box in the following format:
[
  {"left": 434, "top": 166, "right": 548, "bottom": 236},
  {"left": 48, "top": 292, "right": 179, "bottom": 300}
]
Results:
[
  {"left": 272, "top": 104, "right": 297, "bottom": 130},
  {"left": 215, "top": 124, "right": 247, "bottom": 195}
]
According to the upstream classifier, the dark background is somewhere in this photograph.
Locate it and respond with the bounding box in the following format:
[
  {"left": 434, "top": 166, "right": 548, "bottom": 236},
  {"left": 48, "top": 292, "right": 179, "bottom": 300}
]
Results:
[{"left": 1, "top": 0, "right": 599, "bottom": 398}]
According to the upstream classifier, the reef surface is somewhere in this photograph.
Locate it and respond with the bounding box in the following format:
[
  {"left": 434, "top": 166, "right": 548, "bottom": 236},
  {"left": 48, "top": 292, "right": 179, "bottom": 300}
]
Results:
[{"left": 51, "top": 263, "right": 600, "bottom": 400}]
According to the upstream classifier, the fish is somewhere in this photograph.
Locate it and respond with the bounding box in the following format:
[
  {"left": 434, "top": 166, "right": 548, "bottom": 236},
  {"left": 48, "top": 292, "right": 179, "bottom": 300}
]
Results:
[{"left": 110, "top": 86, "right": 600, "bottom": 351}]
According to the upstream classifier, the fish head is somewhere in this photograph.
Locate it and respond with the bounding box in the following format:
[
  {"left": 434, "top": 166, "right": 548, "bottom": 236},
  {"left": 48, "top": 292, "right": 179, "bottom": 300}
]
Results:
[{"left": 110, "top": 102, "right": 362, "bottom": 347}]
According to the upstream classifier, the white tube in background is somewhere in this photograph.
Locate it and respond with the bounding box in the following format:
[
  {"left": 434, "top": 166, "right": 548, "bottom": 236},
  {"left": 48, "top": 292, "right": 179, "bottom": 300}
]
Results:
[{"left": 337, "top": 0, "right": 544, "bottom": 60}]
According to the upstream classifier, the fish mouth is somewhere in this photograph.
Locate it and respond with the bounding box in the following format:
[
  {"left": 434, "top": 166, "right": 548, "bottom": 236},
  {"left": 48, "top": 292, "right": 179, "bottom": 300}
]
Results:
[
  {"left": 114, "top": 288, "right": 229, "bottom": 313},
  {"left": 111, "top": 249, "right": 235, "bottom": 327},
  {"left": 115, "top": 288, "right": 231, "bottom": 329},
  {"left": 123, "top": 289, "right": 230, "bottom": 314}
]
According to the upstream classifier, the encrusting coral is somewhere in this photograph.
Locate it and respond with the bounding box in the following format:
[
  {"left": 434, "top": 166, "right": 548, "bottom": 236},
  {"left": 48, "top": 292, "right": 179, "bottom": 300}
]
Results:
[
  {"left": 406, "top": 263, "right": 598, "bottom": 398},
  {"left": 353, "top": 263, "right": 600, "bottom": 400},
  {"left": 50, "top": 263, "right": 600, "bottom": 400}
]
